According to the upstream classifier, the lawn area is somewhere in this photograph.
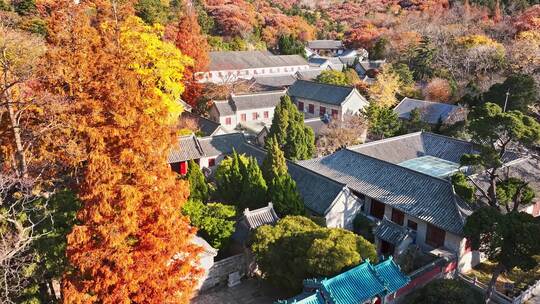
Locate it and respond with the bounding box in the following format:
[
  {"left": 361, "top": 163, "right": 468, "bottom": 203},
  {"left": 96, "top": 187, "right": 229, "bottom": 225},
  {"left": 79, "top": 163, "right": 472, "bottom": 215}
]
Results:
[{"left": 467, "top": 260, "right": 540, "bottom": 296}]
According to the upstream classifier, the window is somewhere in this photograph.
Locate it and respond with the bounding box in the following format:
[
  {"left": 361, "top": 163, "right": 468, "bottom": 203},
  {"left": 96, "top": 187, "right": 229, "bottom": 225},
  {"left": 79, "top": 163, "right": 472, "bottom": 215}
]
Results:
[
  {"left": 264, "top": 111, "right": 269, "bottom": 119},
  {"left": 225, "top": 117, "right": 232, "bottom": 125},
  {"left": 298, "top": 102, "right": 304, "bottom": 111},
  {"left": 208, "top": 158, "right": 216, "bottom": 167},
  {"left": 407, "top": 220, "right": 418, "bottom": 231},
  {"left": 240, "top": 113, "right": 246, "bottom": 122},
  {"left": 308, "top": 104, "right": 314, "bottom": 114},
  {"left": 391, "top": 208, "right": 404, "bottom": 225},
  {"left": 252, "top": 112, "right": 258, "bottom": 120},
  {"left": 331, "top": 109, "right": 339, "bottom": 118},
  {"left": 426, "top": 224, "right": 445, "bottom": 248},
  {"left": 370, "top": 199, "right": 385, "bottom": 220},
  {"left": 320, "top": 106, "right": 326, "bottom": 116}
]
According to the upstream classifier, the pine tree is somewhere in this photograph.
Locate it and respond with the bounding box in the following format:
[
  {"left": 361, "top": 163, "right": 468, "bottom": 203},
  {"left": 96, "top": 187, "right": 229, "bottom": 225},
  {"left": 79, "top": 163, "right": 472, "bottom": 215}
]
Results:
[
  {"left": 410, "top": 36, "right": 435, "bottom": 81},
  {"left": 263, "top": 137, "right": 304, "bottom": 216},
  {"left": 215, "top": 150, "right": 245, "bottom": 203},
  {"left": 185, "top": 160, "right": 209, "bottom": 202},
  {"left": 238, "top": 157, "right": 268, "bottom": 210},
  {"left": 266, "top": 96, "right": 315, "bottom": 161}
]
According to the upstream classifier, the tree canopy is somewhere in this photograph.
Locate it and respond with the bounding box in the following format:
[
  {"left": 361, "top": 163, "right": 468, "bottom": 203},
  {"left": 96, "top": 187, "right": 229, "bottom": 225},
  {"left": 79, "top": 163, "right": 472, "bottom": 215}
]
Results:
[
  {"left": 40, "top": 2, "right": 200, "bottom": 302},
  {"left": 262, "top": 137, "right": 304, "bottom": 216},
  {"left": 364, "top": 104, "right": 403, "bottom": 140},
  {"left": 182, "top": 200, "right": 236, "bottom": 250},
  {"left": 185, "top": 160, "right": 209, "bottom": 202},
  {"left": 315, "top": 70, "right": 350, "bottom": 86},
  {"left": 460, "top": 103, "right": 540, "bottom": 210},
  {"left": 482, "top": 74, "right": 538, "bottom": 113},
  {"left": 266, "top": 95, "right": 315, "bottom": 161},
  {"left": 251, "top": 216, "right": 377, "bottom": 292}
]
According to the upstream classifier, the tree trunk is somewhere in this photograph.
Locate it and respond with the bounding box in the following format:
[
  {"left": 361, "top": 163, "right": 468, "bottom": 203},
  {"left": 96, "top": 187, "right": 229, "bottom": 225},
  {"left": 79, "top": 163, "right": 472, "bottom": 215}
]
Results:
[
  {"left": 5, "top": 98, "right": 27, "bottom": 178},
  {"left": 485, "top": 263, "right": 505, "bottom": 303}
]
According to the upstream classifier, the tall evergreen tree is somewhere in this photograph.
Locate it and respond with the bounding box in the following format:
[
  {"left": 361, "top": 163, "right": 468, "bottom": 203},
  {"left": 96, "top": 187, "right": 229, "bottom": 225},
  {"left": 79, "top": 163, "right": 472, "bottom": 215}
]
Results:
[
  {"left": 409, "top": 36, "right": 435, "bottom": 81},
  {"left": 266, "top": 95, "right": 315, "bottom": 161},
  {"left": 263, "top": 137, "right": 304, "bottom": 216},
  {"left": 277, "top": 34, "right": 305, "bottom": 56},
  {"left": 238, "top": 157, "right": 268, "bottom": 210},
  {"left": 215, "top": 150, "right": 245, "bottom": 203},
  {"left": 185, "top": 160, "right": 209, "bottom": 202}
]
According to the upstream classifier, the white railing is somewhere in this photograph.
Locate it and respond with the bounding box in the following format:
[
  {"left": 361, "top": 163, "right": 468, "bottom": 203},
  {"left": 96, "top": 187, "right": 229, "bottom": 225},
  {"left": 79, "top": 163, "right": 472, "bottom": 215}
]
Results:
[{"left": 458, "top": 273, "right": 540, "bottom": 304}]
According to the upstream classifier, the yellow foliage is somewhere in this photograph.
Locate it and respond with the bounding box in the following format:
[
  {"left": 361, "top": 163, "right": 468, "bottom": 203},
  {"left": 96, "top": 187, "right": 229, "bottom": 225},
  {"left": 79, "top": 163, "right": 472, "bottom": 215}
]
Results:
[
  {"left": 120, "top": 16, "right": 193, "bottom": 124},
  {"left": 455, "top": 34, "right": 501, "bottom": 48},
  {"left": 368, "top": 66, "right": 402, "bottom": 107}
]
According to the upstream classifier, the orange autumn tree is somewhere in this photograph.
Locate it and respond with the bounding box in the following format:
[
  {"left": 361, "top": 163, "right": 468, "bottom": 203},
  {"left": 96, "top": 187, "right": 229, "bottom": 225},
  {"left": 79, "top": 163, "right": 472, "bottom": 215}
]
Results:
[
  {"left": 39, "top": 1, "right": 201, "bottom": 303},
  {"left": 175, "top": 4, "right": 210, "bottom": 109}
]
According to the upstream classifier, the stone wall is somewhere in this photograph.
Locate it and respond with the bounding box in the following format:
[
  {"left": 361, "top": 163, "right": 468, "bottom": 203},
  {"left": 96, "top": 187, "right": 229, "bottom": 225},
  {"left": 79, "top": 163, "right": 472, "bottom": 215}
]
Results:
[{"left": 200, "top": 253, "right": 249, "bottom": 291}]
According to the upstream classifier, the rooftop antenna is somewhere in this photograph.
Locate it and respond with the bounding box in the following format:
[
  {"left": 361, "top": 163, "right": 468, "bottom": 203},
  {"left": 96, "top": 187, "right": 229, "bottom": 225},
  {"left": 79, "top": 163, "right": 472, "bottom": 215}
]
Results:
[{"left": 503, "top": 90, "right": 510, "bottom": 112}]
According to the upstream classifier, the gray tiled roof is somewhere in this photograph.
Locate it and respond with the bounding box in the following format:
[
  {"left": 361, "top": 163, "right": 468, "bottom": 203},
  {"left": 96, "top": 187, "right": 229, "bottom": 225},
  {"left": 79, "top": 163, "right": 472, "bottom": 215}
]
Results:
[
  {"left": 211, "top": 91, "right": 286, "bottom": 116},
  {"left": 253, "top": 75, "right": 297, "bottom": 89},
  {"left": 298, "top": 149, "right": 472, "bottom": 234},
  {"left": 209, "top": 51, "right": 308, "bottom": 71},
  {"left": 374, "top": 219, "right": 413, "bottom": 245},
  {"left": 239, "top": 144, "right": 345, "bottom": 216},
  {"left": 198, "top": 133, "right": 247, "bottom": 157},
  {"left": 181, "top": 112, "right": 222, "bottom": 136},
  {"left": 357, "top": 60, "right": 385, "bottom": 72},
  {"left": 168, "top": 135, "right": 204, "bottom": 163},
  {"left": 168, "top": 133, "right": 247, "bottom": 163},
  {"left": 307, "top": 40, "right": 344, "bottom": 50},
  {"left": 296, "top": 68, "right": 325, "bottom": 80},
  {"left": 394, "top": 98, "right": 463, "bottom": 124},
  {"left": 212, "top": 100, "right": 235, "bottom": 116},
  {"left": 231, "top": 90, "right": 286, "bottom": 111},
  {"left": 288, "top": 80, "right": 357, "bottom": 106},
  {"left": 243, "top": 203, "right": 280, "bottom": 229},
  {"left": 349, "top": 132, "right": 476, "bottom": 164}
]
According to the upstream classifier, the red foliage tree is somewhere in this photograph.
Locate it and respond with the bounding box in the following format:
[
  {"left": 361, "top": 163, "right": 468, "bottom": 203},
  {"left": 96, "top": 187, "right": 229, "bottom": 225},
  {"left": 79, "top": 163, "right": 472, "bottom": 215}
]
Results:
[
  {"left": 40, "top": 1, "right": 201, "bottom": 302},
  {"left": 175, "top": 6, "right": 210, "bottom": 108},
  {"left": 205, "top": 0, "right": 257, "bottom": 37},
  {"left": 513, "top": 5, "right": 540, "bottom": 33}
]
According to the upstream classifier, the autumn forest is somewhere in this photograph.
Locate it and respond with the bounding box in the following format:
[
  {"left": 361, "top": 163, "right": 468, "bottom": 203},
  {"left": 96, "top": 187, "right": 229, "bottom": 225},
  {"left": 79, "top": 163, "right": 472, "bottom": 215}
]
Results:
[{"left": 0, "top": 0, "right": 539, "bottom": 303}]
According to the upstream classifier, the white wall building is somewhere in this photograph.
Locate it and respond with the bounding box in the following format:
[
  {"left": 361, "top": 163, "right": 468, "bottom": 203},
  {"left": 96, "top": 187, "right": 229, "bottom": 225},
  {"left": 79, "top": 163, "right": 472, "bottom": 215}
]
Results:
[
  {"left": 287, "top": 80, "right": 369, "bottom": 121},
  {"left": 197, "top": 51, "right": 310, "bottom": 84},
  {"left": 208, "top": 90, "right": 286, "bottom": 132}
]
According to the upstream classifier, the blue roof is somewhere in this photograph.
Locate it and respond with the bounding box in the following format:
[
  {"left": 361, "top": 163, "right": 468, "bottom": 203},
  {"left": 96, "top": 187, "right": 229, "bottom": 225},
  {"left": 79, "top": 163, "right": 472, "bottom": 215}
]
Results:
[
  {"left": 320, "top": 261, "right": 386, "bottom": 304},
  {"left": 279, "top": 258, "right": 410, "bottom": 304},
  {"left": 374, "top": 258, "right": 411, "bottom": 293},
  {"left": 279, "top": 292, "right": 326, "bottom": 304}
]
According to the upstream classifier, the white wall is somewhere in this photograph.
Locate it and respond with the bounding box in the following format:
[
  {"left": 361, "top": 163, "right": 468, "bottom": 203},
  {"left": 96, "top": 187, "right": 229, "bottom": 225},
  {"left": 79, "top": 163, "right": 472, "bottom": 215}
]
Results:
[
  {"left": 293, "top": 89, "right": 368, "bottom": 121},
  {"left": 295, "top": 97, "right": 342, "bottom": 118},
  {"left": 324, "top": 188, "right": 364, "bottom": 230},
  {"left": 211, "top": 105, "right": 276, "bottom": 132},
  {"left": 341, "top": 90, "right": 369, "bottom": 119},
  {"left": 199, "top": 65, "right": 310, "bottom": 84}
]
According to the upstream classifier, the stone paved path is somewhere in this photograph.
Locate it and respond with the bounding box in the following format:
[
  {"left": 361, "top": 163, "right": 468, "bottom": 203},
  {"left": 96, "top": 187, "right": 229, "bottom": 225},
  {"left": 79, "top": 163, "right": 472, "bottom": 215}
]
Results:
[{"left": 192, "top": 279, "right": 283, "bottom": 304}]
